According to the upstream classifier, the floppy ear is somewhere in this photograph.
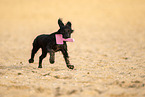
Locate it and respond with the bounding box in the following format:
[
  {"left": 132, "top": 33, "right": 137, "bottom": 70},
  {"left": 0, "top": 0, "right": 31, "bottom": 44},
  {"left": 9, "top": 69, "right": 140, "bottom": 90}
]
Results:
[
  {"left": 58, "top": 18, "right": 64, "bottom": 28},
  {"left": 66, "top": 21, "right": 72, "bottom": 27}
]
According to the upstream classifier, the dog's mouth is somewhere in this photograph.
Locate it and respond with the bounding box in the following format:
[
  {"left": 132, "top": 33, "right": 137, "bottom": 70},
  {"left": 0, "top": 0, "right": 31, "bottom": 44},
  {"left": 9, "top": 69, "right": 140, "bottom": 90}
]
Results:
[
  {"left": 64, "top": 37, "right": 70, "bottom": 39},
  {"left": 63, "top": 37, "right": 70, "bottom": 39}
]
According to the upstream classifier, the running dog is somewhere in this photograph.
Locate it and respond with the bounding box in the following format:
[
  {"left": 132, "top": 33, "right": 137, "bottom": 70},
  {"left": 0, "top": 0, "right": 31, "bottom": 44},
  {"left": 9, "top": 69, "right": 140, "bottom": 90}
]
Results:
[{"left": 28, "top": 19, "right": 74, "bottom": 69}]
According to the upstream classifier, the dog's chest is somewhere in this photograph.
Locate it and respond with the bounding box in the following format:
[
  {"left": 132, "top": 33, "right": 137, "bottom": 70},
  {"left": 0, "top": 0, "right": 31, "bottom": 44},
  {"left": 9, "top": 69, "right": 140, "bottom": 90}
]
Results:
[{"left": 53, "top": 44, "right": 64, "bottom": 52}]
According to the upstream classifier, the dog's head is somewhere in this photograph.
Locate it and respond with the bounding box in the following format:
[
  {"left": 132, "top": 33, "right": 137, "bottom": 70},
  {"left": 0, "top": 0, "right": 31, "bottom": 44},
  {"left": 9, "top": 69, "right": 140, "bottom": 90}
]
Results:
[{"left": 58, "top": 19, "right": 74, "bottom": 39}]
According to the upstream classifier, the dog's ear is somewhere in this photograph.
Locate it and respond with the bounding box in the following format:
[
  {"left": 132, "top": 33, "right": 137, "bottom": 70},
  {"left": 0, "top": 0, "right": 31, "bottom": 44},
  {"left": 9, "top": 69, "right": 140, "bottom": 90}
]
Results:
[
  {"left": 58, "top": 18, "right": 64, "bottom": 28},
  {"left": 66, "top": 21, "right": 72, "bottom": 27}
]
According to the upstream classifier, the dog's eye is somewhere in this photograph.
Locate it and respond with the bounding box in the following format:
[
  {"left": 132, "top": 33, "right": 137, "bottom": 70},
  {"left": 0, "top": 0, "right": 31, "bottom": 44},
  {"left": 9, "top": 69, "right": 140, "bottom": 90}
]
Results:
[{"left": 65, "top": 29, "right": 70, "bottom": 33}]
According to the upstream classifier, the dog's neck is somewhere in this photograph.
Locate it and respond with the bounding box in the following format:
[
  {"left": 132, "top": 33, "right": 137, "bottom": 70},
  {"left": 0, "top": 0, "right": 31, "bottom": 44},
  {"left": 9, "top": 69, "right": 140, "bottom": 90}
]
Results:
[{"left": 55, "top": 34, "right": 74, "bottom": 44}]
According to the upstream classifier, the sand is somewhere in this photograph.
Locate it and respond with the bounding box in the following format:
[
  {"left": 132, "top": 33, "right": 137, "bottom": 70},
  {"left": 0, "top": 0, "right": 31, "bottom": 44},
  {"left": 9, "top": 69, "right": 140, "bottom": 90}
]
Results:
[{"left": 0, "top": 0, "right": 145, "bottom": 97}]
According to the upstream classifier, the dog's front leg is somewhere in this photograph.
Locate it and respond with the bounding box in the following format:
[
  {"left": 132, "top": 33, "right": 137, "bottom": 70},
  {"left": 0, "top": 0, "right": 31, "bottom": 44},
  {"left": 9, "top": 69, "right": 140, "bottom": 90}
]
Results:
[
  {"left": 49, "top": 50, "right": 55, "bottom": 64},
  {"left": 61, "top": 49, "right": 74, "bottom": 70},
  {"left": 46, "top": 46, "right": 55, "bottom": 64}
]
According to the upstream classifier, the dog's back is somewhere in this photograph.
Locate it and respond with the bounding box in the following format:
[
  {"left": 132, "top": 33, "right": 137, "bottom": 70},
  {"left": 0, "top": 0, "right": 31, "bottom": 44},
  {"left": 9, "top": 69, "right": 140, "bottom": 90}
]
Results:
[{"left": 33, "top": 34, "right": 56, "bottom": 49}]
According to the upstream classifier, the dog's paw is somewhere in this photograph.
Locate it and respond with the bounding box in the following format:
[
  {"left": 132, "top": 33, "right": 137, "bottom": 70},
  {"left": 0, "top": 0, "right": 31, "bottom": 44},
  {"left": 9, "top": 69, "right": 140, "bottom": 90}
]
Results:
[
  {"left": 29, "top": 59, "right": 34, "bottom": 63},
  {"left": 67, "top": 65, "right": 74, "bottom": 70},
  {"left": 38, "top": 65, "right": 42, "bottom": 68},
  {"left": 49, "top": 60, "right": 55, "bottom": 64},
  {"left": 50, "top": 60, "right": 55, "bottom": 64}
]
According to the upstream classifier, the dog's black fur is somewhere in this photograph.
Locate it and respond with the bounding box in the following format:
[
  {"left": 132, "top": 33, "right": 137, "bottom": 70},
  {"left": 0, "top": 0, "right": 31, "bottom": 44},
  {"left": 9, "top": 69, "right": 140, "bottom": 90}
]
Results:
[{"left": 29, "top": 19, "right": 74, "bottom": 69}]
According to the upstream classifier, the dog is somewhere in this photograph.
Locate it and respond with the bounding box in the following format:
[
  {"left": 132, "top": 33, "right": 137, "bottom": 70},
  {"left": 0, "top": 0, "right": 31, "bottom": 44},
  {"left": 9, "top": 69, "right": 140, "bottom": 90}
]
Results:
[{"left": 28, "top": 19, "right": 74, "bottom": 69}]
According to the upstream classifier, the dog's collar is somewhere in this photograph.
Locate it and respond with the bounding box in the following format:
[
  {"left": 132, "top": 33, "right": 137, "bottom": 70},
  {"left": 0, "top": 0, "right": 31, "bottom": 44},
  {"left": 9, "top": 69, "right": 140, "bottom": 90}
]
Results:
[{"left": 55, "top": 34, "right": 74, "bottom": 44}]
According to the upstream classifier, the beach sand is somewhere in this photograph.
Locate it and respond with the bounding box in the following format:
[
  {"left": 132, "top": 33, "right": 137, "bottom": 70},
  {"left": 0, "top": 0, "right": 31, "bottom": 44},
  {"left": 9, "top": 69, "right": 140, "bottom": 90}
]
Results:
[{"left": 0, "top": 0, "right": 145, "bottom": 97}]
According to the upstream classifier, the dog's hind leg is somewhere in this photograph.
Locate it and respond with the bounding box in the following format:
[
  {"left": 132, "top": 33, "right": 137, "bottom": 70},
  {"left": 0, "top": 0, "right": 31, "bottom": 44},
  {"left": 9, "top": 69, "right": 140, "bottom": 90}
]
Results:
[
  {"left": 29, "top": 42, "right": 40, "bottom": 63},
  {"left": 38, "top": 48, "right": 47, "bottom": 68}
]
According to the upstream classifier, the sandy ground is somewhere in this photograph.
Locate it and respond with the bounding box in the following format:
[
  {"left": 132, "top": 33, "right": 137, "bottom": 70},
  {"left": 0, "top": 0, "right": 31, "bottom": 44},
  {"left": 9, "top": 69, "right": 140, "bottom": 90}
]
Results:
[{"left": 0, "top": 0, "right": 145, "bottom": 97}]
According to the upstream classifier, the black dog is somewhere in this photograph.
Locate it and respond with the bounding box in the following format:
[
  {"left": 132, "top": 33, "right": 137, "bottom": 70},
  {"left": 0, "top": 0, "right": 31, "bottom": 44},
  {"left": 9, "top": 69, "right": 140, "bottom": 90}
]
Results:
[{"left": 28, "top": 19, "right": 74, "bottom": 69}]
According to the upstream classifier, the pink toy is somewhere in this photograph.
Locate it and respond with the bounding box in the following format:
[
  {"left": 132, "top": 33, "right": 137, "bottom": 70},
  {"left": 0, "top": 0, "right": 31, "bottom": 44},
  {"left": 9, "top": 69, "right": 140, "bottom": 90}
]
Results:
[{"left": 55, "top": 34, "right": 75, "bottom": 44}]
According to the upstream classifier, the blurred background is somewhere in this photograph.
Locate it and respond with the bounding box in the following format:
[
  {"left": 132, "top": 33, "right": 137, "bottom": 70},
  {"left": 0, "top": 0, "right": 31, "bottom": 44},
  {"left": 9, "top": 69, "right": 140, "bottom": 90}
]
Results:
[
  {"left": 0, "top": 0, "right": 145, "bottom": 64},
  {"left": 0, "top": 0, "right": 145, "bottom": 59},
  {"left": 0, "top": 0, "right": 145, "bottom": 97}
]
